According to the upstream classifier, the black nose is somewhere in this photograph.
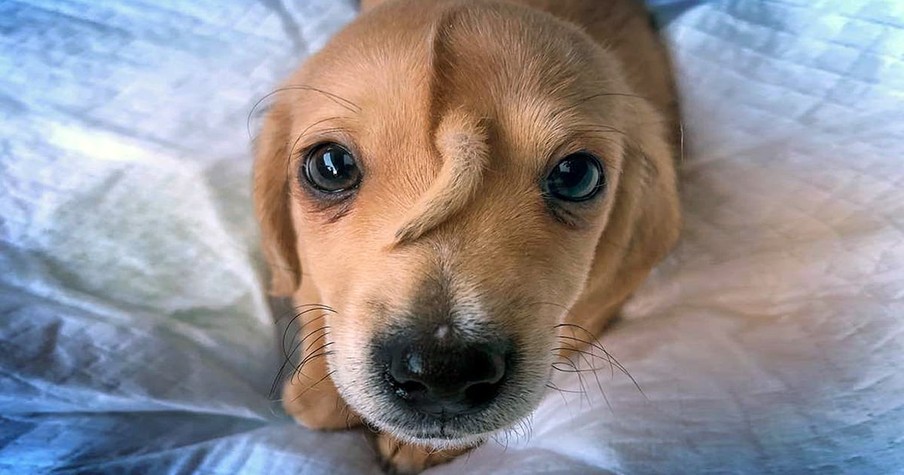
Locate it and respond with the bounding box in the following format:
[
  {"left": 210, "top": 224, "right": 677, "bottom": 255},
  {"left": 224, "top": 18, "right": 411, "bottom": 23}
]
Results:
[{"left": 377, "top": 335, "right": 509, "bottom": 416}]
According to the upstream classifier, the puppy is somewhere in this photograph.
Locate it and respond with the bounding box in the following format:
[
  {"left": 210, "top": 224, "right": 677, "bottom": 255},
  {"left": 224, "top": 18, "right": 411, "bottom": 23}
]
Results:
[{"left": 253, "top": 0, "right": 681, "bottom": 472}]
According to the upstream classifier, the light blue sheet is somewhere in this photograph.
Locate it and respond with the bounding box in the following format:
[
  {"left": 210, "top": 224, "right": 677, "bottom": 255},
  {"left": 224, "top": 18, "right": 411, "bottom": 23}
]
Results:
[{"left": 1, "top": 1, "right": 902, "bottom": 473}]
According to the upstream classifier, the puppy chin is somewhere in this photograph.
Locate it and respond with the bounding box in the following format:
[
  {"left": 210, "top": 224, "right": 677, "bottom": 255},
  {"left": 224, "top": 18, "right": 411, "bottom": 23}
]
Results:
[
  {"left": 377, "top": 422, "right": 491, "bottom": 451},
  {"left": 358, "top": 382, "right": 547, "bottom": 450},
  {"left": 370, "top": 415, "right": 525, "bottom": 451}
]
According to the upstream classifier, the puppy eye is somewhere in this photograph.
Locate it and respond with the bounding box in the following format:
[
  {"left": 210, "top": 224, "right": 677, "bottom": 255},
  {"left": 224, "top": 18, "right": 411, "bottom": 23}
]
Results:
[
  {"left": 545, "top": 152, "right": 605, "bottom": 202},
  {"left": 302, "top": 143, "right": 362, "bottom": 193}
]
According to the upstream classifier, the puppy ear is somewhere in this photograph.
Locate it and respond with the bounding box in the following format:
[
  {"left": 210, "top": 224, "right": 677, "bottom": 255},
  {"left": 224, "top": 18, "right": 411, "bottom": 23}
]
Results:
[
  {"left": 613, "top": 120, "right": 682, "bottom": 278},
  {"left": 573, "top": 110, "right": 681, "bottom": 329},
  {"left": 253, "top": 100, "right": 301, "bottom": 296}
]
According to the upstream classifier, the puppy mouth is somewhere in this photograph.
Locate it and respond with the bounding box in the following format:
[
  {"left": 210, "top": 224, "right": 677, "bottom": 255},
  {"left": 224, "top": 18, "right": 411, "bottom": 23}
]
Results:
[
  {"left": 371, "top": 405, "right": 516, "bottom": 447},
  {"left": 383, "top": 415, "right": 489, "bottom": 441}
]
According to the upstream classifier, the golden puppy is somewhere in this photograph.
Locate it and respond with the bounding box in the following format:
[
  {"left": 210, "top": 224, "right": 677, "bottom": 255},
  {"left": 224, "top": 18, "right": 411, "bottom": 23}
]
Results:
[{"left": 253, "top": 0, "right": 680, "bottom": 472}]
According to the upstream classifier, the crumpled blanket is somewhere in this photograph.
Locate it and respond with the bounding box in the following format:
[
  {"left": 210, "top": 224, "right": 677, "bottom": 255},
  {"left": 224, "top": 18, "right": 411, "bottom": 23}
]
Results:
[{"left": 1, "top": 0, "right": 902, "bottom": 473}]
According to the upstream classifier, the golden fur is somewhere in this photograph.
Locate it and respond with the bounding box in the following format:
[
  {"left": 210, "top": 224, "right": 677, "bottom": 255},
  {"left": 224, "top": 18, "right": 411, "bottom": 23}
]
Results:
[{"left": 253, "top": 0, "right": 681, "bottom": 472}]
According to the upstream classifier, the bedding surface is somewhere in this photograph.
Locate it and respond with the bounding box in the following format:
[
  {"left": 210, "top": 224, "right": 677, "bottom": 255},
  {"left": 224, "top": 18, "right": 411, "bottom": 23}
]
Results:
[{"left": 1, "top": 0, "right": 902, "bottom": 473}]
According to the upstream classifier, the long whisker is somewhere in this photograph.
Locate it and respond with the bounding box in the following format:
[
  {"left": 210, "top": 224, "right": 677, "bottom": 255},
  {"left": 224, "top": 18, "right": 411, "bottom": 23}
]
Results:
[
  {"left": 298, "top": 342, "right": 335, "bottom": 369},
  {"left": 269, "top": 339, "right": 303, "bottom": 399},
  {"left": 551, "top": 347, "right": 617, "bottom": 373},
  {"left": 555, "top": 334, "right": 632, "bottom": 381},
  {"left": 272, "top": 321, "right": 330, "bottom": 398},
  {"left": 546, "top": 382, "right": 585, "bottom": 395},
  {"left": 558, "top": 335, "right": 639, "bottom": 391},
  {"left": 282, "top": 312, "right": 328, "bottom": 359},
  {"left": 271, "top": 328, "right": 330, "bottom": 397},
  {"left": 270, "top": 304, "right": 337, "bottom": 399},
  {"left": 298, "top": 323, "right": 330, "bottom": 354},
  {"left": 289, "top": 325, "right": 332, "bottom": 383},
  {"left": 556, "top": 337, "right": 645, "bottom": 399},
  {"left": 291, "top": 368, "right": 337, "bottom": 402},
  {"left": 302, "top": 329, "right": 331, "bottom": 354},
  {"left": 247, "top": 85, "right": 361, "bottom": 141},
  {"left": 531, "top": 316, "right": 646, "bottom": 399},
  {"left": 578, "top": 91, "right": 651, "bottom": 103},
  {"left": 552, "top": 354, "right": 591, "bottom": 406},
  {"left": 291, "top": 348, "right": 335, "bottom": 386},
  {"left": 558, "top": 334, "right": 611, "bottom": 411}
]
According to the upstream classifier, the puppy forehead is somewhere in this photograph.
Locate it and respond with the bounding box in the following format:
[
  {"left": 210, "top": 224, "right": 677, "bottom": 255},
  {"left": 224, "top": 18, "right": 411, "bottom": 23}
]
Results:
[{"left": 292, "top": 0, "right": 623, "bottom": 149}]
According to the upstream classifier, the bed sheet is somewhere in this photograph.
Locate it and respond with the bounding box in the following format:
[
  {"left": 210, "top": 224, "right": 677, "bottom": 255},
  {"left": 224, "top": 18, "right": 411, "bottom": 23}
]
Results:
[{"left": 1, "top": 0, "right": 902, "bottom": 473}]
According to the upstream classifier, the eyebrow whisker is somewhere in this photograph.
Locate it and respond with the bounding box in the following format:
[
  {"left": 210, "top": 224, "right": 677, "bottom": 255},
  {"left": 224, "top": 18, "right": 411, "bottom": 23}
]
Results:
[{"left": 248, "top": 84, "right": 360, "bottom": 141}]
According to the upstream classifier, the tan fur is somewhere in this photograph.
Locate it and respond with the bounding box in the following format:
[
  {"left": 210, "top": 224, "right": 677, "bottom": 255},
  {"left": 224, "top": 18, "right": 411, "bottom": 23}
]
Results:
[
  {"left": 395, "top": 109, "right": 489, "bottom": 244},
  {"left": 253, "top": 0, "right": 680, "bottom": 472}
]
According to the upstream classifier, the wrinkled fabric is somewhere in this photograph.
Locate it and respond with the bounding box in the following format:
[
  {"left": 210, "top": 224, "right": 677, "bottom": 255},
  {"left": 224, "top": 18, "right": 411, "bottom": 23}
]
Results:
[{"left": 1, "top": 0, "right": 902, "bottom": 473}]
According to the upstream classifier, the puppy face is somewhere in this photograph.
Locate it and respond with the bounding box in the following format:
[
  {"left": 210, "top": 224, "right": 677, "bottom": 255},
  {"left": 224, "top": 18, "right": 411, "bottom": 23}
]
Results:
[{"left": 255, "top": 1, "right": 679, "bottom": 448}]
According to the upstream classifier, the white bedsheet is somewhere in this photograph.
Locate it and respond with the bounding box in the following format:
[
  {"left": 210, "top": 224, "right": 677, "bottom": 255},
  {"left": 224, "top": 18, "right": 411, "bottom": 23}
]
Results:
[{"left": 1, "top": 0, "right": 902, "bottom": 473}]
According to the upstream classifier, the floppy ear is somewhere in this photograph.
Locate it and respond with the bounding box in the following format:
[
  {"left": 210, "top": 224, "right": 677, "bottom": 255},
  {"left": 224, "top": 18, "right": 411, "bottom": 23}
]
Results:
[
  {"left": 253, "top": 99, "right": 301, "bottom": 296},
  {"left": 569, "top": 109, "right": 681, "bottom": 332},
  {"left": 611, "top": 119, "right": 682, "bottom": 279}
]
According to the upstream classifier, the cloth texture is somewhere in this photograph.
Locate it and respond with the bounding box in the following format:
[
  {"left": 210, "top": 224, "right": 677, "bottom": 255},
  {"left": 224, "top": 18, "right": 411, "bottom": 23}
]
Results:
[{"left": 1, "top": 0, "right": 902, "bottom": 473}]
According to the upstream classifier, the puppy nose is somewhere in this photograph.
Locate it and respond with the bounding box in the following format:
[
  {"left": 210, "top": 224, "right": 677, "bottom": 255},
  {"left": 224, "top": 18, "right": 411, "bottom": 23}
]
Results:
[{"left": 379, "top": 335, "right": 509, "bottom": 416}]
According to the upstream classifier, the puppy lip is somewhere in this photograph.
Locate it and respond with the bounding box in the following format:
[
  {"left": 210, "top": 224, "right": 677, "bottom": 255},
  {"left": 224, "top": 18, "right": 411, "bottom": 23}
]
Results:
[
  {"left": 395, "top": 401, "right": 493, "bottom": 421},
  {"left": 405, "top": 430, "right": 461, "bottom": 441},
  {"left": 407, "top": 404, "right": 487, "bottom": 418},
  {"left": 372, "top": 403, "right": 515, "bottom": 442},
  {"left": 383, "top": 423, "right": 489, "bottom": 446}
]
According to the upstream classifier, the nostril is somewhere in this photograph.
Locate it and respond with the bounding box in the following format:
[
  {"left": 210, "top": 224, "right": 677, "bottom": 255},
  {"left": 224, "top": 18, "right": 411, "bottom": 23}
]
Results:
[{"left": 480, "top": 352, "right": 507, "bottom": 385}]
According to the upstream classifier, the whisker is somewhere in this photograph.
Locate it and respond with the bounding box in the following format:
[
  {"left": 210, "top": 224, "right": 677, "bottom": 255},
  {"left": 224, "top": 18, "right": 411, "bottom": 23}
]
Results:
[
  {"left": 343, "top": 401, "right": 356, "bottom": 430},
  {"left": 546, "top": 382, "right": 585, "bottom": 395},
  {"left": 285, "top": 326, "right": 332, "bottom": 384},
  {"left": 293, "top": 348, "right": 336, "bottom": 385},
  {"left": 524, "top": 413, "right": 535, "bottom": 442},
  {"left": 578, "top": 91, "right": 651, "bottom": 103},
  {"left": 572, "top": 123, "right": 630, "bottom": 138},
  {"left": 270, "top": 304, "right": 337, "bottom": 399},
  {"left": 556, "top": 335, "right": 632, "bottom": 380},
  {"left": 553, "top": 355, "right": 591, "bottom": 407},
  {"left": 291, "top": 369, "right": 337, "bottom": 402},
  {"left": 555, "top": 331, "right": 646, "bottom": 400},
  {"left": 269, "top": 339, "right": 304, "bottom": 399},
  {"left": 298, "top": 342, "right": 335, "bottom": 370},
  {"left": 281, "top": 312, "right": 328, "bottom": 358},
  {"left": 526, "top": 317, "right": 645, "bottom": 399},
  {"left": 562, "top": 337, "right": 611, "bottom": 411},
  {"left": 299, "top": 324, "right": 330, "bottom": 352},
  {"left": 387, "top": 436, "right": 403, "bottom": 461},
  {"left": 551, "top": 90, "right": 652, "bottom": 123},
  {"left": 551, "top": 347, "right": 618, "bottom": 373},
  {"left": 247, "top": 85, "right": 361, "bottom": 141}
]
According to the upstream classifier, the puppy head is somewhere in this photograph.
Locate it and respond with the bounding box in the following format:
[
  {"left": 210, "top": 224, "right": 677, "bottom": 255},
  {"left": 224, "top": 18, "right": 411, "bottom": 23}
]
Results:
[{"left": 254, "top": 0, "right": 679, "bottom": 448}]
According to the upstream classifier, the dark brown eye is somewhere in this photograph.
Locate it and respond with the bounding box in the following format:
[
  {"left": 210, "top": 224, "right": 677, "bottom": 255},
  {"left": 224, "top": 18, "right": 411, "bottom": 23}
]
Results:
[
  {"left": 302, "top": 143, "right": 361, "bottom": 193},
  {"left": 545, "top": 152, "right": 605, "bottom": 202}
]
